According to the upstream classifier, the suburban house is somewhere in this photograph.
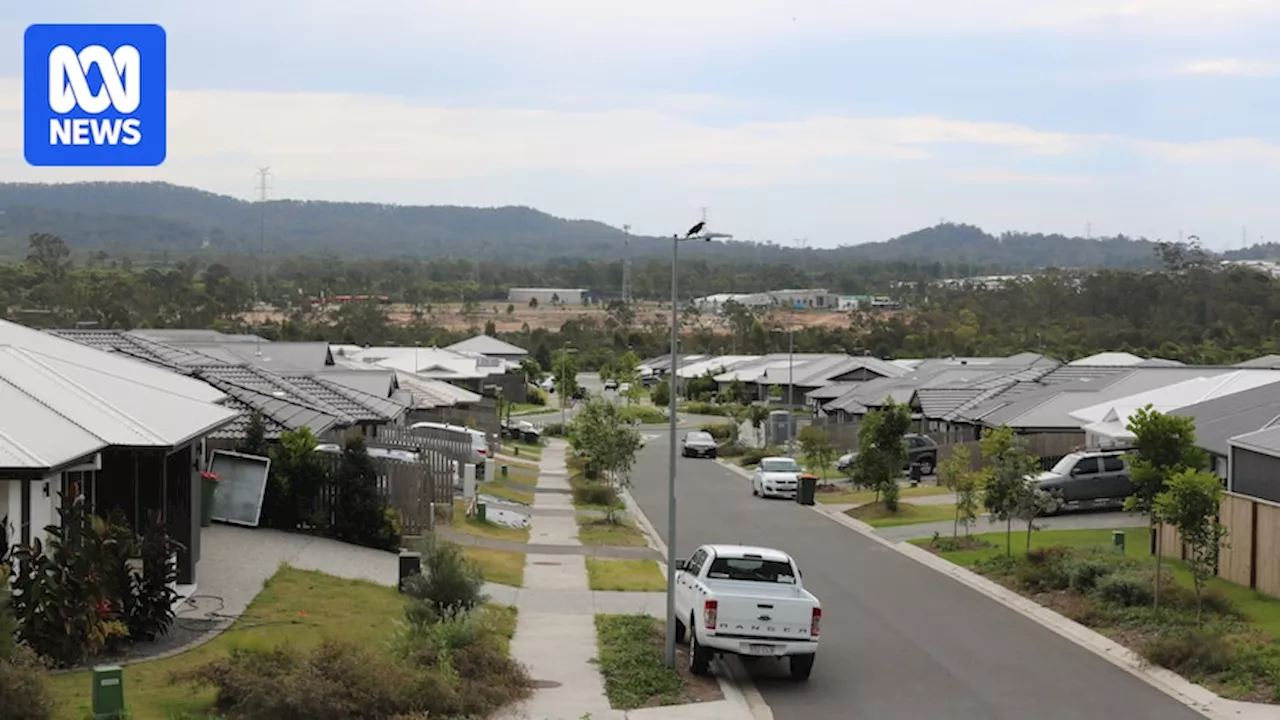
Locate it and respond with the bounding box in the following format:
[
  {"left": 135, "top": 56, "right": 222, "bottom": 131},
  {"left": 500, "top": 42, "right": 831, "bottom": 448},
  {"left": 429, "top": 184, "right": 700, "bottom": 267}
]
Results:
[
  {"left": 1172, "top": 380, "right": 1280, "bottom": 479},
  {"left": 0, "top": 319, "right": 241, "bottom": 588}
]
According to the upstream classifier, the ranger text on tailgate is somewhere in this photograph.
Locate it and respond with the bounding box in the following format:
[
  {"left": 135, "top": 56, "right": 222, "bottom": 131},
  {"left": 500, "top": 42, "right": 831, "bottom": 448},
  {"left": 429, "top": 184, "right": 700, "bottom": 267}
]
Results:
[{"left": 673, "top": 544, "right": 821, "bottom": 681}]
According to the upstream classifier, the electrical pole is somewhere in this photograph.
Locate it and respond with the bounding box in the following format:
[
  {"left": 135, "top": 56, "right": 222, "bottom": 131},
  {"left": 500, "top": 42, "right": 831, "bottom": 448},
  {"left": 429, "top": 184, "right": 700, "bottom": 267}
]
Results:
[
  {"left": 255, "top": 167, "right": 272, "bottom": 254},
  {"left": 622, "top": 224, "right": 632, "bottom": 303}
]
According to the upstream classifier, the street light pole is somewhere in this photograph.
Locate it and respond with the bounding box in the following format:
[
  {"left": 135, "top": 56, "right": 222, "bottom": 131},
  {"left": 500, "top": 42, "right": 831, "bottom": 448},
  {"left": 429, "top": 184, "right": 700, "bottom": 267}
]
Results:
[
  {"left": 665, "top": 226, "right": 733, "bottom": 668},
  {"left": 559, "top": 347, "right": 576, "bottom": 427},
  {"left": 665, "top": 233, "right": 681, "bottom": 668}
]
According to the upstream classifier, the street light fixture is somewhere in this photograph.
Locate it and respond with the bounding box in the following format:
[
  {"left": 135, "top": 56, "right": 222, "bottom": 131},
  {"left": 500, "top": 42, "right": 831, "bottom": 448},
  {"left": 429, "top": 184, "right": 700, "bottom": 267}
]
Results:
[{"left": 665, "top": 224, "right": 733, "bottom": 668}]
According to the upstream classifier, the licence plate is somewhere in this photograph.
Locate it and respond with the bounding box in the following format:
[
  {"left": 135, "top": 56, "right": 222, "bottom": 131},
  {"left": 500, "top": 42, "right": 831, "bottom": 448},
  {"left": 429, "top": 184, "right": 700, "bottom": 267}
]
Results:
[{"left": 746, "top": 643, "right": 778, "bottom": 655}]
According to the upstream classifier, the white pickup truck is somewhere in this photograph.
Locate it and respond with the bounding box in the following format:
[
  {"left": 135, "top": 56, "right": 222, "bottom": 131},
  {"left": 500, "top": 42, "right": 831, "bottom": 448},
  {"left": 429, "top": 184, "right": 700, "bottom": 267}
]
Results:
[{"left": 674, "top": 544, "right": 821, "bottom": 681}]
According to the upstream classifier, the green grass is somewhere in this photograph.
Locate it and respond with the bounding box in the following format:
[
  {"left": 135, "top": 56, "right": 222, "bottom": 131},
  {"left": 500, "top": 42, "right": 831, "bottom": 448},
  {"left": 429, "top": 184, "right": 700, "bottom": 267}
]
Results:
[
  {"left": 568, "top": 472, "right": 625, "bottom": 513},
  {"left": 595, "top": 615, "right": 687, "bottom": 709},
  {"left": 586, "top": 559, "right": 667, "bottom": 591},
  {"left": 463, "top": 546, "right": 526, "bottom": 587},
  {"left": 913, "top": 527, "right": 1151, "bottom": 565},
  {"left": 479, "top": 481, "right": 534, "bottom": 505},
  {"left": 576, "top": 516, "right": 648, "bottom": 547},
  {"left": 500, "top": 442, "right": 543, "bottom": 461},
  {"left": 49, "top": 567, "right": 519, "bottom": 720},
  {"left": 453, "top": 499, "right": 530, "bottom": 542},
  {"left": 817, "top": 484, "right": 951, "bottom": 505},
  {"left": 845, "top": 501, "right": 957, "bottom": 528},
  {"left": 500, "top": 464, "right": 540, "bottom": 485}
]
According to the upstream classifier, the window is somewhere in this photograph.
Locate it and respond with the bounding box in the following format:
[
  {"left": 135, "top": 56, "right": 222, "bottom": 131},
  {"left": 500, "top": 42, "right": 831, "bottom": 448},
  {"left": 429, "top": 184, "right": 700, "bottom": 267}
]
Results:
[
  {"left": 1102, "top": 456, "right": 1125, "bottom": 472},
  {"left": 760, "top": 459, "right": 800, "bottom": 473},
  {"left": 686, "top": 549, "right": 709, "bottom": 576},
  {"left": 706, "top": 557, "right": 797, "bottom": 584},
  {"left": 1073, "top": 457, "right": 1100, "bottom": 475}
]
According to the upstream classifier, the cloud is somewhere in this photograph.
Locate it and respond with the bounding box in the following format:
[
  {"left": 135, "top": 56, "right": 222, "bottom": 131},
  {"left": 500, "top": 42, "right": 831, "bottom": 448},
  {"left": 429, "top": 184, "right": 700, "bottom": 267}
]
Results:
[{"left": 1178, "top": 58, "right": 1278, "bottom": 76}]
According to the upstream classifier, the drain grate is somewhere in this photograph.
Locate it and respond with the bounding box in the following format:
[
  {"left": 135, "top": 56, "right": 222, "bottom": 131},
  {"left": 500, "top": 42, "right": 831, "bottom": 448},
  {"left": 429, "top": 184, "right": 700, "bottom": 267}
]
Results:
[
  {"left": 530, "top": 679, "right": 562, "bottom": 689},
  {"left": 532, "top": 561, "right": 561, "bottom": 566}
]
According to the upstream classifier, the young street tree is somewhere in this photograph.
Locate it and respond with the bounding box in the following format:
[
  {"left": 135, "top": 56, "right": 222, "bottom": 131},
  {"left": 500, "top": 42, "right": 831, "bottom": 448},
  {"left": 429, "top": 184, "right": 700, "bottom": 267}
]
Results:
[
  {"left": 1153, "top": 468, "right": 1228, "bottom": 625},
  {"left": 979, "top": 426, "right": 1041, "bottom": 556},
  {"left": 797, "top": 425, "right": 837, "bottom": 482},
  {"left": 567, "top": 398, "right": 642, "bottom": 522},
  {"left": 1013, "top": 483, "right": 1063, "bottom": 551},
  {"left": 852, "top": 400, "right": 911, "bottom": 511},
  {"left": 1124, "top": 404, "right": 1208, "bottom": 608},
  {"left": 550, "top": 350, "right": 579, "bottom": 401},
  {"left": 937, "top": 444, "right": 981, "bottom": 538}
]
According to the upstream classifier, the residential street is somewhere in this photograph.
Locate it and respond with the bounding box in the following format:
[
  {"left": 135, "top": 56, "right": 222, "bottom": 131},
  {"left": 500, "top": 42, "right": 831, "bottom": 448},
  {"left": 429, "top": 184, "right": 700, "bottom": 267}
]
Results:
[{"left": 625, "top": 436, "right": 1206, "bottom": 720}]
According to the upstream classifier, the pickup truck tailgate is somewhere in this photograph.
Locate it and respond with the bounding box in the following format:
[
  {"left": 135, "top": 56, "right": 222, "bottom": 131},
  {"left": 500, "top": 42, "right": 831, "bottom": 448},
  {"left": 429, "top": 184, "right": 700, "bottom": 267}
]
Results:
[{"left": 705, "top": 581, "right": 815, "bottom": 641}]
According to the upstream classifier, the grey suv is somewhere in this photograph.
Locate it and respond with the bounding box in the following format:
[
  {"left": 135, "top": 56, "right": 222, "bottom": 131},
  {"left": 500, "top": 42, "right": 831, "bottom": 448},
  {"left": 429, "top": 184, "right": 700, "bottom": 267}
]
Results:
[
  {"left": 835, "top": 433, "right": 939, "bottom": 476},
  {"left": 1035, "top": 450, "right": 1133, "bottom": 512}
]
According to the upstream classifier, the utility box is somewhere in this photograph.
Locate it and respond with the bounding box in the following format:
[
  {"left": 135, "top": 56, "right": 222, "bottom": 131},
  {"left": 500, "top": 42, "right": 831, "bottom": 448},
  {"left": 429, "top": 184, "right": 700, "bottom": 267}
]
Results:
[
  {"left": 463, "top": 463, "right": 477, "bottom": 499},
  {"left": 92, "top": 665, "right": 125, "bottom": 719},
  {"left": 767, "top": 410, "right": 793, "bottom": 446},
  {"left": 398, "top": 550, "right": 422, "bottom": 592}
]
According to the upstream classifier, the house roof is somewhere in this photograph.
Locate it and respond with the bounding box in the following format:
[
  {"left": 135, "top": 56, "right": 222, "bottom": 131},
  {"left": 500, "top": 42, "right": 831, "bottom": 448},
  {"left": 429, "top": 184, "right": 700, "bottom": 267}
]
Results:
[
  {"left": 1229, "top": 425, "right": 1280, "bottom": 457},
  {"left": 1234, "top": 354, "right": 1280, "bottom": 369},
  {"left": 153, "top": 339, "right": 335, "bottom": 372},
  {"left": 1072, "top": 370, "right": 1280, "bottom": 441},
  {"left": 190, "top": 365, "right": 404, "bottom": 425},
  {"left": 394, "top": 371, "right": 484, "bottom": 409},
  {"left": 445, "top": 334, "right": 527, "bottom": 357},
  {"left": 316, "top": 368, "right": 398, "bottom": 398},
  {"left": 208, "top": 383, "right": 341, "bottom": 441},
  {"left": 789, "top": 355, "right": 908, "bottom": 387},
  {"left": 0, "top": 341, "right": 239, "bottom": 471},
  {"left": 1173, "top": 381, "right": 1280, "bottom": 457},
  {"left": 681, "top": 355, "right": 763, "bottom": 380},
  {"left": 341, "top": 346, "right": 506, "bottom": 380},
  {"left": 1068, "top": 351, "right": 1147, "bottom": 366}
]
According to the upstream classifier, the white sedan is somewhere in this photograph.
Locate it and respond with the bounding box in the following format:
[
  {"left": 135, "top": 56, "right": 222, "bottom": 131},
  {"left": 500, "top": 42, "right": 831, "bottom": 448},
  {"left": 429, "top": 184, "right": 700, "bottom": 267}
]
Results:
[{"left": 751, "top": 456, "right": 802, "bottom": 499}]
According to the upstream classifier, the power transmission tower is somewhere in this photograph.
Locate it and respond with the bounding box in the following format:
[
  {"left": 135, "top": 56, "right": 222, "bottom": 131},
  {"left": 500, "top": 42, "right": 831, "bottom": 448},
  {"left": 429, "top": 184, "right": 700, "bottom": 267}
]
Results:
[
  {"left": 255, "top": 166, "right": 272, "bottom": 254},
  {"left": 621, "top": 224, "right": 632, "bottom": 303}
]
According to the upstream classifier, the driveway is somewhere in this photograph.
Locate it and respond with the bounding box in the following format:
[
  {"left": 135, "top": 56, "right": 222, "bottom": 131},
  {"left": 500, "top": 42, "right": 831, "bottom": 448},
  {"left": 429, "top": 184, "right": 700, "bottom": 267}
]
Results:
[{"left": 624, "top": 437, "right": 1204, "bottom": 720}]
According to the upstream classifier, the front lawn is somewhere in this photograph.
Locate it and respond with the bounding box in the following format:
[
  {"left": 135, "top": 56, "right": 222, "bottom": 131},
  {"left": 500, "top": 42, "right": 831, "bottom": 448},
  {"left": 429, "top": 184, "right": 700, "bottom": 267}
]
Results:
[
  {"left": 818, "top": 484, "right": 951, "bottom": 505},
  {"left": 463, "top": 547, "right": 527, "bottom": 587},
  {"left": 479, "top": 481, "right": 535, "bottom": 506},
  {"left": 594, "top": 615, "right": 723, "bottom": 710},
  {"left": 576, "top": 516, "right": 648, "bottom": 547},
  {"left": 49, "top": 567, "right": 520, "bottom": 719},
  {"left": 917, "top": 527, "right": 1280, "bottom": 704},
  {"left": 586, "top": 559, "right": 666, "bottom": 591},
  {"left": 500, "top": 464, "right": 540, "bottom": 486},
  {"left": 845, "top": 501, "right": 957, "bottom": 528},
  {"left": 452, "top": 499, "right": 530, "bottom": 542},
  {"left": 501, "top": 442, "right": 543, "bottom": 461}
]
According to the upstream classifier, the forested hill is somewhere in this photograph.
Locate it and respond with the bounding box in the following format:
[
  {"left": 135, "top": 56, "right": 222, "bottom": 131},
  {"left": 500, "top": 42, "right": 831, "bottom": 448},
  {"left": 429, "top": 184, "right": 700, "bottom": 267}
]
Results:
[{"left": 0, "top": 181, "right": 1263, "bottom": 268}]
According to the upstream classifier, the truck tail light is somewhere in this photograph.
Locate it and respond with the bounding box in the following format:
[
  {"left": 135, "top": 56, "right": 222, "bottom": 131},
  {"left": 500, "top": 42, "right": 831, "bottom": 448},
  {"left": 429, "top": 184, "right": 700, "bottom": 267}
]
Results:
[
  {"left": 810, "top": 607, "right": 821, "bottom": 637},
  {"left": 703, "top": 600, "right": 718, "bottom": 630}
]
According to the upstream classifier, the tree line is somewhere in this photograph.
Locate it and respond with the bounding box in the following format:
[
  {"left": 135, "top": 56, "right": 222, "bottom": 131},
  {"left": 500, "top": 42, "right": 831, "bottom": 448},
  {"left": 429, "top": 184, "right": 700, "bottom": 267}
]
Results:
[{"left": 7, "top": 233, "right": 1280, "bottom": 367}]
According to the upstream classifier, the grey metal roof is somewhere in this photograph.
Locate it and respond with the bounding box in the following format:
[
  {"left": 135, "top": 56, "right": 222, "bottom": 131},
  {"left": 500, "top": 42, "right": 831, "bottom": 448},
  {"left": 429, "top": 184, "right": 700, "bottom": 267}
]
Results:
[
  {"left": 1229, "top": 425, "right": 1280, "bottom": 457},
  {"left": 1235, "top": 354, "right": 1280, "bottom": 369},
  {"left": 48, "top": 329, "right": 228, "bottom": 369},
  {"left": 317, "top": 368, "right": 398, "bottom": 397},
  {"left": 160, "top": 340, "right": 334, "bottom": 371},
  {"left": 0, "top": 340, "right": 239, "bottom": 470},
  {"left": 1172, "top": 381, "right": 1280, "bottom": 456},
  {"left": 129, "top": 328, "right": 269, "bottom": 343},
  {"left": 446, "top": 334, "right": 528, "bottom": 357},
  {"left": 789, "top": 355, "right": 907, "bottom": 387},
  {"left": 806, "top": 382, "right": 865, "bottom": 401}
]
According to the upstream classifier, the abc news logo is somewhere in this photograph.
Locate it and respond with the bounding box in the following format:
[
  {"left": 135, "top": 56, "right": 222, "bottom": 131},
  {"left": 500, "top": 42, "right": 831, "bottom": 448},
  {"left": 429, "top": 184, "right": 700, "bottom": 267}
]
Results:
[
  {"left": 48, "top": 44, "right": 144, "bottom": 147},
  {"left": 24, "top": 24, "right": 167, "bottom": 167}
]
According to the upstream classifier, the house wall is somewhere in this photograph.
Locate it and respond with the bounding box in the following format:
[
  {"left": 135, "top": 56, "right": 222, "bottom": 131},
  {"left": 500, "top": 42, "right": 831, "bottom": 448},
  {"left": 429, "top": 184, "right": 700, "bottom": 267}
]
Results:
[
  {"left": 1230, "top": 447, "right": 1280, "bottom": 503},
  {"left": 2, "top": 475, "right": 59, "bottom": 547}
]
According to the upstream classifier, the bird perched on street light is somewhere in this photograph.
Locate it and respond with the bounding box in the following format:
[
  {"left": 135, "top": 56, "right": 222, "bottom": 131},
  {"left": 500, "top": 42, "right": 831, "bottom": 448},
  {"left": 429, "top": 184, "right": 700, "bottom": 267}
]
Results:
[{"left": 685, "top": 221, "right": 705, "bottom": 238}]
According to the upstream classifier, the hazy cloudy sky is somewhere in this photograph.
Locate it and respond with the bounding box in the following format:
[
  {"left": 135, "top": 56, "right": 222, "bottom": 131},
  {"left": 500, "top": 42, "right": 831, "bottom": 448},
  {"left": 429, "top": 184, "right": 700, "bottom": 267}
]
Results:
[{"left": 1, "top": 1, "right": 1278, "bottom": 249}]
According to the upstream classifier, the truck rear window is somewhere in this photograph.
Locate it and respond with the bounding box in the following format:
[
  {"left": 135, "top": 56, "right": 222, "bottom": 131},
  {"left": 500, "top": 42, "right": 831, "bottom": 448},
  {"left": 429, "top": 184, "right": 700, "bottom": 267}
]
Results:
[{"left": 706, "top": 558, "right": 796, "bottom": 584}]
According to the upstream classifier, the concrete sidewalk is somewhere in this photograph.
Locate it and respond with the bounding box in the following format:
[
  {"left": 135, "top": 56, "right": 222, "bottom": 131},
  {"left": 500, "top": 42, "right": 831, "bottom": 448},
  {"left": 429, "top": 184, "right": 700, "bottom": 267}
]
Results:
[{"left": 505, "top": 439, "right": 754, "bottom": 720}]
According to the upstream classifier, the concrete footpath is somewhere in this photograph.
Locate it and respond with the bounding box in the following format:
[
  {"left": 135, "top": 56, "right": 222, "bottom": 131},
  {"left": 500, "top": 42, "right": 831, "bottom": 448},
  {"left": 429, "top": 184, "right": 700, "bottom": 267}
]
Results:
[{"left": 505, "top": 439, "right": 755, "bottom": 720}]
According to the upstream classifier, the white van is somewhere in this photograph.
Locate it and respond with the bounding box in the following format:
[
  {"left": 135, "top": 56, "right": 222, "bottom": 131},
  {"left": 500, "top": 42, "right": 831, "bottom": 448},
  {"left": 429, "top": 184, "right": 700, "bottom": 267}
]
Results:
[
  {"left": 315, "top": 443, "right": 421, "bottom": 463},
  {"left": 409, "top": 421, "right": 490, "bottom": 464}
]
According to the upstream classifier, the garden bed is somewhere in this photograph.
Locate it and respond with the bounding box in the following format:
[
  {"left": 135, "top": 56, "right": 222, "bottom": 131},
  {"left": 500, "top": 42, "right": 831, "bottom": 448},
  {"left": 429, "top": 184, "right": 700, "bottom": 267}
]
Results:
[
  {"left": 50, "top": 566, "right": 523, "bottom": 719},
  {"left": 917, "top": 528, "right": 1280, "bottom": 703},
  {"left": 817, "top": 484, "right": 951, "bottom": 505},
  {"left": 594, "top": 615, "right": 723, "bottom": 710}
]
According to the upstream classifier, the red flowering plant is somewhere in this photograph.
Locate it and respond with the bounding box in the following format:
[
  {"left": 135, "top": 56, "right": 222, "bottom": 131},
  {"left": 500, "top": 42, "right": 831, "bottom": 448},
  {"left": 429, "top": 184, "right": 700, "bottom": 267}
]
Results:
[{"left": 200, "top": 471, "right": 221, "bottom": 482}]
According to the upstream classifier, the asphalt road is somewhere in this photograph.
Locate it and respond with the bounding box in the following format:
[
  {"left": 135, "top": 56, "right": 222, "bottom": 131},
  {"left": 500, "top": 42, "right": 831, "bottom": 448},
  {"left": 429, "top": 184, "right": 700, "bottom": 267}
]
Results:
[{"left": 625, "top": 437, "right": 1205, "bottom": 720}]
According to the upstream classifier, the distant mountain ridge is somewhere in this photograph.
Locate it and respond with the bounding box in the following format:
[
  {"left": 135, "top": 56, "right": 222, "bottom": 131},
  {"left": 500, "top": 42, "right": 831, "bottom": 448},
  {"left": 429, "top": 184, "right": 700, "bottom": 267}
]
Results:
[{"left": 0, "top": 181, "right": 1261, "bottom": 269}]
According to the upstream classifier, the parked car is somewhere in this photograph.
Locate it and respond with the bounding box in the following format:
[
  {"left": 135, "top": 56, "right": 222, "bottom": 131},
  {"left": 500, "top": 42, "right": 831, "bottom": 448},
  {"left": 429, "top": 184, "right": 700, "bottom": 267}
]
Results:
[
  {"left": 1034, "top": 449, "right": 1133, "bottom": 513},
  {"left": 751, "top": 456, "right": 802, "bottom": 499},
  {"left": 682, "top": 431, "right": 718, "bottom": 458},
  {"left": 409, "top": 421, "right": 490, "bottom": 464},
  {"left": 604, "top": 378, "right": 619, "bottom": 390},
  {"left": 674, "top": 544, "right": 820, "bottom": 681},
  {"left": 835, "top": 433, "right": 939, "bottom": 475}
]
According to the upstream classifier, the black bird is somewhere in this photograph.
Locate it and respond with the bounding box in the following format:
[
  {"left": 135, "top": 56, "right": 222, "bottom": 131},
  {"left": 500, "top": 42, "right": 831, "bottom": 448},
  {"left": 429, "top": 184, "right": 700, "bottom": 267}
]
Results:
[{"left": 685, "top": 221, "right": 705, "bottom": 238}]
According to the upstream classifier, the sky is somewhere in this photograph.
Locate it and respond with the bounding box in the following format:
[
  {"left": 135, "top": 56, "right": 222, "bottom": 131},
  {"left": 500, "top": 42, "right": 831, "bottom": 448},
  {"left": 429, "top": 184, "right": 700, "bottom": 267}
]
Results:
[{"left": 1, "top": 1, "right": 1278, "bottom": 250}]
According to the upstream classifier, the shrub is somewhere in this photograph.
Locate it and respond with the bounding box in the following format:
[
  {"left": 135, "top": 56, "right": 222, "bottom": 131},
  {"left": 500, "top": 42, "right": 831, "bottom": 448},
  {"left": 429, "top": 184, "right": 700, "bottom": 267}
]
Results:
[
  {"left": 1096, "top": 570, "right": 1156, "bottom": 607},
  {"left": 542, "top": 422, "right": 566, "bottom": 437},
  {"left": 573, "top": 481, "right": 618, "bottom": 508},
  {"left": 1140, "top": 627, "right": 1236, "bottom": 675},
  {"left": 699, "top": 423, "right": 734, "bottom": 440},
  {"left": 1013, "top": 548, "right": 1073, "bottom": 592},
  {"left": 683, "top": 401, "right": 743, "bottom": 417},
  {"left": 618, "top": 406, "right": 667, "bottom": 425},
  {"left": 393, "top": 614, "right": 531, "bottom": 717},
  {"left": 1067, "top": 557, "right": 1116, "bottom": 594},
  {"left": 717, "top": 441, "right": 747, "bottom": 458},
  {"left": 330, "top": 434, "right": 402, "bottom": 551},
  {"left": 174, "top": 639, "right": 452, "bottom": 719},
  {"left": 738, "top": 446, "right": 786, "bottom": 468},
  {"left": 404, "top": 540, "right": 487, "bottom": 621},
  {"left": 0, "top": 645, "right": 55, "bottom": 720}
]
